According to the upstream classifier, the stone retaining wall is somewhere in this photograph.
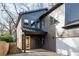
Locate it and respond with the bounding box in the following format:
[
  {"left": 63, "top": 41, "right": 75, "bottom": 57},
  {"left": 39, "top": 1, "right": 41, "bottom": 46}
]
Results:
[{"left": 0, "top": 41, "right": 9, "bottom": 56}]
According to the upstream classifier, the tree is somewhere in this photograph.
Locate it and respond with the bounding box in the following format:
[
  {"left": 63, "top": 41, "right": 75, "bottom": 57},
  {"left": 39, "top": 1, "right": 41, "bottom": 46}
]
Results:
[{"left": 0, "top": 3, "right": 51, "bottom": 41}]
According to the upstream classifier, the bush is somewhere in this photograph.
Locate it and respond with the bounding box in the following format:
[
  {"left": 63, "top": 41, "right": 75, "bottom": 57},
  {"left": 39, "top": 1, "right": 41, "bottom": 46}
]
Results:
[{"left": 0, "top": 34, "right": 13, "bottom": 42}]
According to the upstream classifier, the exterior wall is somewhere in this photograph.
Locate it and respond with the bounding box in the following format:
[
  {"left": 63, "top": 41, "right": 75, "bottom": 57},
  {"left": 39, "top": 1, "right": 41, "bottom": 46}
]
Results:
[
  {"left": 56, "top": 37, "right": 79, "bottom": 56},
  {"left": 30, "top": 35, "right": 42, "bottom": 49},
  {"left": 17, "top": 19, "right": 22, "bottom": 49},
  {"left": 49, "top": 4, "right": 79, "bottom": 56},
  {"left": 42, "top": 12, "right": 56, "bottom": 51},
  {"left": 30, "top": 36, "right": 36, "bottom": 49}
]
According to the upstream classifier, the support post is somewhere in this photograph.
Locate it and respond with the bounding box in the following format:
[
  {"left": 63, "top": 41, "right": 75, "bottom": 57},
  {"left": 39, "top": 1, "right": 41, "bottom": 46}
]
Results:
[{"left": 22, "top": 32, "right": 26, "bottom": 53}]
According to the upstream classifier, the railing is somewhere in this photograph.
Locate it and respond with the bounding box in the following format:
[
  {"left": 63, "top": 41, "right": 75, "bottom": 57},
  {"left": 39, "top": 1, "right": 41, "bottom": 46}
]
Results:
[{"left": 22, "top": 26, "right": 43, "bottom": 32}]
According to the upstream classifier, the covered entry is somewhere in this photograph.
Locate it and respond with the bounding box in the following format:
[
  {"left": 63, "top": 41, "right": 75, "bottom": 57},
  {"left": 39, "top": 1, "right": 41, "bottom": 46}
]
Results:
[
  {"left": 25, "top": 32, "right": 47, "bottom": 50},
  {"left": 26, "top": 36, "right": 30, "bottom": 49},
  {"left": 25, "top": 35, "right": 43, "bottom": 50},
  {"left": 23, "top": 30, "right": 47, "bottom": 50}
]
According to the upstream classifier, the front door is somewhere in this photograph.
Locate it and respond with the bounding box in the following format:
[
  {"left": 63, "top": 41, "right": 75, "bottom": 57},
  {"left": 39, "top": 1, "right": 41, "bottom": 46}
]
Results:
[{"left": 26, "top": 36, "right": 30, "bottom": 49}]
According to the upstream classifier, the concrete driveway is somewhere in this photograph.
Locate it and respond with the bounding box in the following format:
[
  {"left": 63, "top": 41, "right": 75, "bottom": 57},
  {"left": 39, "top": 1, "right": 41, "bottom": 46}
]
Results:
[{"left": 8, "top": 49, "right": 63, "bottom": 56}]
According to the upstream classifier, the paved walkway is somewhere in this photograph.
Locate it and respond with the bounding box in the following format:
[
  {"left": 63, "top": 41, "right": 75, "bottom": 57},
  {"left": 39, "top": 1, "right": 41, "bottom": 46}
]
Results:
[{"left": 8, "top": 49, "right": 63, "bottom": 56}]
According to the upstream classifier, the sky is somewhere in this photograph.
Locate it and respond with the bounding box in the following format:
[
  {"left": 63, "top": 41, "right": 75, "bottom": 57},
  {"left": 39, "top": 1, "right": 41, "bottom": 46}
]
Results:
[
  {"left": 0, "top": 3, "right": 52, "bottom": 22},
  {"left": 0, "top": 3, "right": 52, "bottom": 34}
]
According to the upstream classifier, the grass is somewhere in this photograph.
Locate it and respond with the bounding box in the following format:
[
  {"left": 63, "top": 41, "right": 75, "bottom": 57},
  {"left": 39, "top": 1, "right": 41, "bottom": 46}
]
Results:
[{"left": 7, "top": 42, "right": 22, "bottom": 55}]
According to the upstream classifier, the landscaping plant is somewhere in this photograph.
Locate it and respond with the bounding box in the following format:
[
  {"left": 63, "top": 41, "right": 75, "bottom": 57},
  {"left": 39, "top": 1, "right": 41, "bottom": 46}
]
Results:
[{"left": 0, "top": 34, "right": 13, "bottom": 42}]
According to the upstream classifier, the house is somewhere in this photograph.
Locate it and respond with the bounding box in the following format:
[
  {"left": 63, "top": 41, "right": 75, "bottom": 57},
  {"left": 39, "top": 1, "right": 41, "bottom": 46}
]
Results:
[
  {"left": 16, "top": 8, "right": 48, "bottom": 52},
  {"left": 16, "top": 3, "right": 79, "bottom": 56}
]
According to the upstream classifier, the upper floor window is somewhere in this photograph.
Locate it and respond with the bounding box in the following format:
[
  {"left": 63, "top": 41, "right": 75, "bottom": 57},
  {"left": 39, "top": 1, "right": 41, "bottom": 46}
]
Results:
[
  {"left": 24, "top": 19, "right": 28, "bottom": 24},
  {"left": 31, "top": 20, "right": 34, "bottom": 24},
  {"left": 63, "top": 3, "right": 79, "bottom": 29},
  {"left": 42, "top": 20, "right": 45, "bottom": 29},
  {"left": 65, "top": 3, "right": 79, "bottom": 25},
  {"left": 37, "top": 22, "right": 40, "bottom": 29},
  {"left": 23, "top": 19, "right": 29, "bottom": 28}
]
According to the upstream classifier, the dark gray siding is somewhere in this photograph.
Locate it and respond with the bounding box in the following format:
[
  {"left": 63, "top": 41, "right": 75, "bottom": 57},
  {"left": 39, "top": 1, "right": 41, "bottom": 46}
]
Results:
[{"left": 42, "top": 16, "right": 56, "bottom": 51}]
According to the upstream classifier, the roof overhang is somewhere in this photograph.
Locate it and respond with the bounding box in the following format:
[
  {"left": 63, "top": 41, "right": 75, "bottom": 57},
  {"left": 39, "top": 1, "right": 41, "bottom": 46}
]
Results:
[
  {"left": 22, "top": 27, "right": 47, "bottom": 35},
  {"left": 31, "top": 3, "right": 63, "bottom": 25},
  {"left": 63, "top": 21, "right": 79, "bottom": 29},
  {"left": 39, "top": 3, "right": 63, "bottom": 19},
  {"left": 24, "top": 31, "right": 47, "bottom": 36},
  {"left": 16, "top": 8, "right": 48, "bottom": 28}
]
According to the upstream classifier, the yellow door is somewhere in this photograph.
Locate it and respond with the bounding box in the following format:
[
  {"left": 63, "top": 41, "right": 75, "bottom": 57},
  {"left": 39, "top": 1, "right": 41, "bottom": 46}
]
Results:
[{"left": 26, "top": 36, "right": 30, "bottom": 49}]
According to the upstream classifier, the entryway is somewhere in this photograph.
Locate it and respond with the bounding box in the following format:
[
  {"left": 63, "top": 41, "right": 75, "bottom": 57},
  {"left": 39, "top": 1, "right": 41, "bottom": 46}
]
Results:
[
  {"left": 26, "top": 36, "right": 30, "bottom": 49},
  {"left": 25, "top": 35, "right": 43, "bottom": 50}
]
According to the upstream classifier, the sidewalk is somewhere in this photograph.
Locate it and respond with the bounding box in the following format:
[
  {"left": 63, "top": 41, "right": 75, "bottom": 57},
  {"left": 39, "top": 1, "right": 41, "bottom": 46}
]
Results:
[{"left": 8, "top": 49, "right": 63, "bottom": 56}]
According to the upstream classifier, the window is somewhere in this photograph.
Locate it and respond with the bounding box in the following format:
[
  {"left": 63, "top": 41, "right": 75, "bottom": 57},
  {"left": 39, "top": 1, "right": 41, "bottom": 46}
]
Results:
[
  {"left": 65, "top": 3, "right": 79, "bottom": 25},
  {"left": 24, "top": 19, "right": 28, "bottom": 23},
  {"left": 42, "top": 20, "right": 45, "bottom": 29},
  {"left": 32, "top": 25, "right": 35, "bottom": 28},
  {"left": 31, "top": 20, "right": 34, "bottom": 24},
  {"left": 37, "top": 22, "right": 40, "bottom": 28},
  {"left": 23, "top": 19, "right": 29, "bottom": 27}
]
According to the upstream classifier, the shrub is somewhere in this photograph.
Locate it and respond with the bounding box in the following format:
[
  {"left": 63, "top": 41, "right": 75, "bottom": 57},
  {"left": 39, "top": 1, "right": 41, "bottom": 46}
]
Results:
[{"left": 0, "top": 34, "right": 13, "bottom": 42}]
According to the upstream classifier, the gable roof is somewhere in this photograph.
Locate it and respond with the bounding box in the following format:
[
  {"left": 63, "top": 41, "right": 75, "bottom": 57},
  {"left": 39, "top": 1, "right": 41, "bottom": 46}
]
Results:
[
  {"left": 39, "top": 3, "right": 63, "bottom": 19},
  {"left": 16, "top": 8, "right": 48, "bottom": 27},
  {"left": 31, "top": 3, "right": 63, "bottom": 25},
  {"left": 63, "top": 20, "right": 79, "bottom": 29},
  {"left": 16, "top": 3, "right": 63, "bottom": 28},
  {"left": 20, "top": 8, "right": 48, "bottom": 15}
]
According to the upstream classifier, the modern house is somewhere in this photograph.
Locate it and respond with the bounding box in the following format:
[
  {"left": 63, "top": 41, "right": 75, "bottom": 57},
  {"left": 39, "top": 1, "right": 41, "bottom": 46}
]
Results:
[
  {"left": 16, "top": 8, "right": 48, "bottom": 52},
  {"left": 16, "top": 3, "right": 79, "bottom": 56}
]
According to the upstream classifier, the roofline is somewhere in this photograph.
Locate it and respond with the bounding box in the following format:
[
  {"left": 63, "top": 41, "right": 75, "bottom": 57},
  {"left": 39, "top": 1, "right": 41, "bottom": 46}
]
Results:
[
  {"left": 63, "top": 23, "right": 79, "bottom": 29},
  {"left": 31, "top": 3, "right": 63, "bottom": 25},
  {"left": 63, "top": 20, "right": 79, "bottom": 29},
  {"left": 15, "top": 8, "right": 48, "bottom": 28},
  {"left": 39, "top": 3, "right": 63, "bottom": 19},
  {"left": 20, "top": 8, "right": 48, "bottom": 15}
]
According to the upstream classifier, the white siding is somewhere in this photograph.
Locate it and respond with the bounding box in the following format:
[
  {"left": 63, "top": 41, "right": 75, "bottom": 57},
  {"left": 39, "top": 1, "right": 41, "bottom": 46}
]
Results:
[
  {"left": 49, "top": 4, "right": 79, "bottom": 56},
  {"left": 49, "top": 4, "right": 65, "bottom": 37},
  {"left": 56, "top": 37, "right": 79, "bottom": 56},
  {"left": 42, "top": 12, "right": 56, "bottom": 51},
  {"left": 17, "top": 19, "right": 22, "bottom": 49}
]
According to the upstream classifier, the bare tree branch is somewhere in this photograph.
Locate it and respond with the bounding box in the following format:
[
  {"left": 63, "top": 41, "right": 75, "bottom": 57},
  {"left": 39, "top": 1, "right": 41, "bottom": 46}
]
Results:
[
  {"left": 1, "top": 3, "right": 16, "bottom": 25},
  {"left": 0, "top": 22, "right": 9, "bottom": 31},
  {"left": 13, "top": 3, "right": 19, "bottom": 15},
  {"left": 21, "top": 3, "right": 31, "bottom": 11}
]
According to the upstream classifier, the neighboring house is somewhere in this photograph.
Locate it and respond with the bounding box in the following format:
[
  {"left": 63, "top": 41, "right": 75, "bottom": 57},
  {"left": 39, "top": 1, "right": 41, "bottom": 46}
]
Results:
[{"left": 16, "top": 3, "right": 79, "bottom": 56}]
